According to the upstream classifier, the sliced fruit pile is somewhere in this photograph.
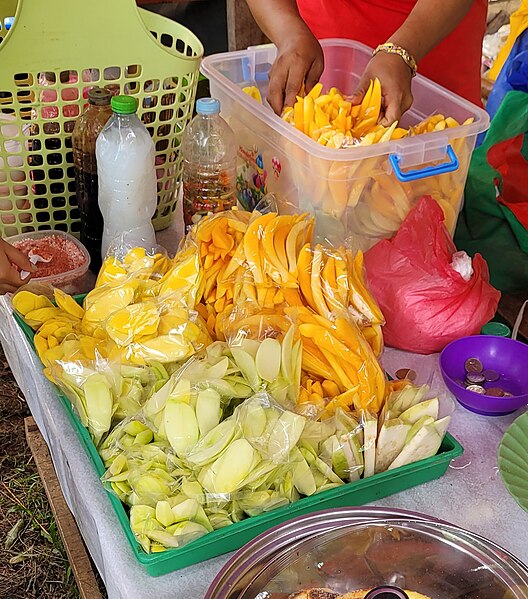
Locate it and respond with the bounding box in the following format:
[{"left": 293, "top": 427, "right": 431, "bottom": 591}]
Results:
[
  {"left": 11, "top": 208, "right": 455, "bottom": 555},
  {"left": 282, "top": 80, "right": 407, "bottom": 147},
  {"left": 14, "top": 208, "right": 385, "bottom": 423},
  {"left": 97, "top": 345, "right": 449, "bottom": 553},
  {"left": 13, "top": 247, "right": 210, "bottom": 370},
  {"left": 240, "top": 79, "right": 476, "bottom": 241},
  {"left": 281, "top": 79, "right": 472, "bottom": 149}
]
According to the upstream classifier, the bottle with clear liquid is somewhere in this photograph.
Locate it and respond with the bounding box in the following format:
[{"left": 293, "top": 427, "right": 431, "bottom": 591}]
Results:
[
  {"left": 72, "top": 87, "right": 112, "bottom": 271},
  {"left": 182, "top": 97, "right": 237, "bottom": 232},
  {"left": 96, "top": 95, "right": 157, "bottom": 259}
]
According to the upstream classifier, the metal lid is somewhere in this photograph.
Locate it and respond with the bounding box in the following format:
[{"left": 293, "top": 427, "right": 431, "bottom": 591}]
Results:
[
  {"left": 87, "top": 87, "right": 111, "bottom": 106},
  {"left": 206, "top": 508, "right": 528, "bottom": 599}
]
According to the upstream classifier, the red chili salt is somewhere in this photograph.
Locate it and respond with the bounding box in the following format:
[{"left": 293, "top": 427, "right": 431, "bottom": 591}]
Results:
[{"left": 13, "top": 236, "right": 86, "bottom": 278}]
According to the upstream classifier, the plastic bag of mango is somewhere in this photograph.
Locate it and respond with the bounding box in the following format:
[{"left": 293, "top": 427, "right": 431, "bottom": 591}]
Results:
[
  {"left": 13, "top": 246, "right": 211, "bottom": 369},
  {"left": 220, "top": 302, "right": 386, "bottom": 419},
  {"left": 184, "top": 208, "right": 383, "bottom": 354},
  {"left": 183, "top": 207, "right": 386, "bottom": 416},
  {"left": 13, "top": 207, "right": 386, "bottom": 417}
]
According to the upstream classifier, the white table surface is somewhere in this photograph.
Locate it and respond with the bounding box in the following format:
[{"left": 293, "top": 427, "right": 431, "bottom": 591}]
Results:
[{"left": 1, "top": 218, "right": 527, "bottom": 598}]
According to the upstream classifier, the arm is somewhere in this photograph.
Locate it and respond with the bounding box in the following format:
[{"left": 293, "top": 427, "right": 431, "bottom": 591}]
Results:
[
  {"left": 354, "top": 0, "right": 476, "bottom": 124},
  {"left": 245, "top": 0, "right": 323, "bottom": 114},
  {"left": 0, "top": 239, "right": 34, "bottom": 294}
]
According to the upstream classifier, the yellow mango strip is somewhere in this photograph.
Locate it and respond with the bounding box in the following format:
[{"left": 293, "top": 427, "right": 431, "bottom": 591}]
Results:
[
  {"left": 24, "top": 307, "right": 64, "bottom": 330},
  {"left": 303, "top": 96, "right": 315, "bottom": 135},
  {"left": 242, "top": 85, "right": 262, "bottom": 103},
  {"left": 12, "top": 291, "right": 53, "bottom": 316},
  {"left": 243, "top": 213, "right": 275, "bottom": 285},
  {"left": 322, "top": 379, "right": 341, "bottom": 397},
  {"left": 285, "top": 219, "right": 309, "bottom": 277},
  {"left": 260, "top": 216, "right": 291, "bottom": 285},
  {"left": 307, "top": 82, "right": 323, "bottom": 100},
  {"left": 301, "top": 346, "right": 337, "bottom": 382},
  {"left": 270, "top": 216, "right": 294, "bottom": 286},
  {"left": 293, "top": 99, "right": 304, "bottom": 133},
  {"left": 54, "top": 288, "right": 85, "bottom": 320},
  {"left": 310, "top": 245, "right": 332, "bottom": 319},
  {"left": 320, "top": 255, "right": 345, "bottom": 315}
]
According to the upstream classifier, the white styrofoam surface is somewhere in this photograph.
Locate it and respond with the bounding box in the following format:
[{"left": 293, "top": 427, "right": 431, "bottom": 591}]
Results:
[{"left": 1, "top": 288, "right": 527, "bottom": 598}]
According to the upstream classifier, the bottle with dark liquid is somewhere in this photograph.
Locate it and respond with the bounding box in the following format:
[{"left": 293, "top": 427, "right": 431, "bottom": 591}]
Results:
[{"left": 72, "top": 87, "right": 112, "bottom": 271}]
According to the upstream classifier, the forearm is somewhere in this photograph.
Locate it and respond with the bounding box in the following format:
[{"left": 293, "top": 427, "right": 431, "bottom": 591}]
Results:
[
  {"left": 245, "top": 0, "right": 310, "bottom": 46},
  {"left": 388, "top": 0, "right": 475, "bottom": 62}
]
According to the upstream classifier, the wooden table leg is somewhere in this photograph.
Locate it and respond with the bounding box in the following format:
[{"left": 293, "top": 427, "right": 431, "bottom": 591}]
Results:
[
  {"left": 226, "top": 0, "right": 267, "bottom": 51},
  {"left": 24, "top": 417, "right": 103, "bottom": 599}
]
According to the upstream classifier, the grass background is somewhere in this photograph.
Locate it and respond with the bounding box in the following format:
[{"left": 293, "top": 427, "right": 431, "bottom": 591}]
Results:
[{"left": 0, "top": 344, "right": 85, "bottom": 599}]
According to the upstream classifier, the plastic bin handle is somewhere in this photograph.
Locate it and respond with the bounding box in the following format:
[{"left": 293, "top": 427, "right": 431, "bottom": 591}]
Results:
[{"left": 389, "top": 144, "right": 459, "bottom": 182}]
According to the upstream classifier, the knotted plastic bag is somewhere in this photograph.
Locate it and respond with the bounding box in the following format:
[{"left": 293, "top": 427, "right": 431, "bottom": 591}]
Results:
[{"left": 364, "top": 196, "right": 501, "bottom": 354}]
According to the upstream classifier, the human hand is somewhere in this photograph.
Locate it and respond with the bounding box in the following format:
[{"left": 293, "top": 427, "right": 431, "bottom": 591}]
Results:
[
  {"left": 0, "top": 238, "right": 35, "bottom": 294},
  {"left": 268, "top": 28, "right": 324, "bottom": 115},
  {"left": 350, "top": 52, "right": 414, "bottom": 126}
]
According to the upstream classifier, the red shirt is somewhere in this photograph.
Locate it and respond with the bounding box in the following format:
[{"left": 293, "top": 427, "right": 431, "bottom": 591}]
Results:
[{"left": 297, "top": 0, "right": 487, "bottom": 105}]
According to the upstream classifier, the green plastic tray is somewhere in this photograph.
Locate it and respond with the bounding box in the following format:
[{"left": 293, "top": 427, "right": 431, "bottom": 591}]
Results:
[{"left": 14, "top": 307, "right": 463, "bottom": 577}]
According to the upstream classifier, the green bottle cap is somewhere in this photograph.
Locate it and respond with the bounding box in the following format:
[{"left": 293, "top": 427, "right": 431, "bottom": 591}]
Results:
[
  {"left": 111, "top": 95, "right": 137, "bottom": 115},
  {"left": 480, "top": 321, "right": 511, "bottom": 338}
]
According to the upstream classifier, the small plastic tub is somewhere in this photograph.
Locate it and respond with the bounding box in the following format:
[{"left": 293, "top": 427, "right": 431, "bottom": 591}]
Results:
[
  {"left": 8, "top": 230, "right": 91, "bottom": 295},
  {"left": 481, "top": 321, "right": 512, "bottom": 337}
]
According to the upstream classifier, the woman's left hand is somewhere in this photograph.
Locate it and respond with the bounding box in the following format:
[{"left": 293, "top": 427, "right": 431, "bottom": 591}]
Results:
[{"left": 350, "top": 51, "right": 414, "bottom": 126}]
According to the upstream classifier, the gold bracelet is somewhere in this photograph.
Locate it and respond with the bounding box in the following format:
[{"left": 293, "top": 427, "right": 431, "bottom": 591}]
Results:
[{"left": 372, "top": 43, "right": 418, "bottom": 77}]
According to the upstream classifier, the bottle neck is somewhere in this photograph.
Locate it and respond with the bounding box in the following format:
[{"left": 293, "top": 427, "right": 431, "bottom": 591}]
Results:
[
  {"left": 197, "top": 112, "right": 219, "bottom": 120},
  {"left": 89, "top": 103, "right": 111, "bottom": 111},
  {"left": 113, "top": 112, "right": 138, "bottom": 123}
]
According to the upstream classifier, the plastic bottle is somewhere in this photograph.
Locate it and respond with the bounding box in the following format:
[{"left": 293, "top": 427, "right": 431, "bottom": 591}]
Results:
[
  {"left": 72, "top": 87, "right": 112, "bottom": 271},
  {"left": 96, "top": 95, "right": 157, "bottom": 259},
  {"left": 182, "top": 97, "right": 237, "bottom": 232}
]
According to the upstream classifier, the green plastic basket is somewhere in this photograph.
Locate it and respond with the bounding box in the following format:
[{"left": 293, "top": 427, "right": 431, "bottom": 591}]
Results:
[
  {"left": 0, "top": 0, "right": 203, "bottom": 237},
  {"left": 13, "top": 304, "right": 464, "bottom": 577}
]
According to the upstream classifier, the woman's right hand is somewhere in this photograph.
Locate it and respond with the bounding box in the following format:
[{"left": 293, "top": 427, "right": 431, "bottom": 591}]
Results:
[
  {"left": 0, "top": 238, "right": 34, "bottom": 294},
  {"left": 267, "top": 28, "right": 324, "bottom": 115}
]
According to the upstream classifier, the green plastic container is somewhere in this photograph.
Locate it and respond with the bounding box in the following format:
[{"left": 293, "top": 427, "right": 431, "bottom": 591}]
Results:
[
  {"left": 14, "top": 308, "right": 463, "bottom": 577},
  {"left": 481, "top": 321, "right": 512, "bottom": 338}
]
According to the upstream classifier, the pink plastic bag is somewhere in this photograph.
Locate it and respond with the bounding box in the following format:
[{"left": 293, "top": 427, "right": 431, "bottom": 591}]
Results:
[{"left": 364, "top": 196, "right": 501, "bottom": 354}]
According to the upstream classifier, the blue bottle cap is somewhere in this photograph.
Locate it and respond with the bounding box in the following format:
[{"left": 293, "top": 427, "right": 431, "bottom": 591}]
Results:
[{"left": 196, "top": 98, "right": 220, "bottom": 115}]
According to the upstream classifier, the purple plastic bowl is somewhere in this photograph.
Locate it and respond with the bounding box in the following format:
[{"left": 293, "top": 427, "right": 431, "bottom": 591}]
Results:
[{"left": 440, "top": 335, "right": 528, "bottom": 416}]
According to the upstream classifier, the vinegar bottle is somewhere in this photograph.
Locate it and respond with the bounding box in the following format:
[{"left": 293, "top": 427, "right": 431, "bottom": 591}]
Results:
[
  {"left": 182, "top": 97, "right": 237, "bottom": 232},
  {"left": 72, "top": 87, "right": 112, "bottom": 271}
]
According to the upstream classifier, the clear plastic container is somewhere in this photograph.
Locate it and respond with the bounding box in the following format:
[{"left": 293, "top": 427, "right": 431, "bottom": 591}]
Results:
[
  {"left": 202, "top": 40, "right": 490, "bottom": 248},
  {"left": 7, "top": 230, "right": 91, "bottom": 295},
  {"left": 181, "top": 97, "right": 237, "bottom": 232}
]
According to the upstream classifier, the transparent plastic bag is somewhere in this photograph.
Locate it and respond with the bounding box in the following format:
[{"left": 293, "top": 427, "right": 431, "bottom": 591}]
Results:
[
  {"left": 371, "top": 378, "right": 455, "bottom": 476},
  {"left": 217, "top": 300, "right": 302, "bottom": 408},
  {"left": 45, "top": 354, "right": 160, "bottom": 447},
  {"left": 293, "top": 242, "right": 384, "bottom": 356},
  {"left": 286, "top": 305, "right": 386, "bottom": 416}
]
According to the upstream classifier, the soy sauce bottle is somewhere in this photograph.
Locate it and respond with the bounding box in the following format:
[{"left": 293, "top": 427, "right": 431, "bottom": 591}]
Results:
[{"left": 72, "top": 87, "right": 112, "bottom": 271}]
